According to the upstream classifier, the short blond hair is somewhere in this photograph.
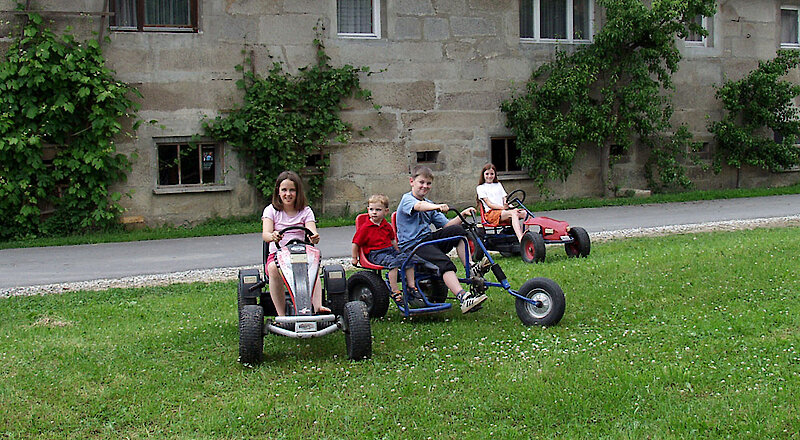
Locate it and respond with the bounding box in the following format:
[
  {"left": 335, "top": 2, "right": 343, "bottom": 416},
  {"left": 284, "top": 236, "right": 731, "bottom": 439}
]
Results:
[{"left": 368, "top": 194, "right": 389, "bottom": 208}]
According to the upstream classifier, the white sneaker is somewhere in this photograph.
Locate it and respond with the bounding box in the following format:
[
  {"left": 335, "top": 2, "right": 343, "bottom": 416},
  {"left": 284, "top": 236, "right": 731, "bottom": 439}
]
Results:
[
  {"left": 459, "top": 292, "right": 487, "bottom": 313},
  {"left": 469, "top": 257, "right": 491, "bottom": 278}
]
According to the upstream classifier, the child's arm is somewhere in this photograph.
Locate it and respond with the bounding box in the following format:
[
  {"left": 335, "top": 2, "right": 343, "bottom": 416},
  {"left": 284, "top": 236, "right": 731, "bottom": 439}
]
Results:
[
  {"left": 479, "top": 197, "right": 505, "bottom": 211},
  {"left": 262, "top": 217, "right": 281, "bottom": 243},
  {"left": 304, "top": 220, "right": 320, "bottom": 244},
  {"left": 351, "top": 243, "right": 360, "bottom": 266},
  {"left": 444, "top": 207, "right": 476, "bottom": 228},
  {"left": 413, "top": 200, "right": 449, "bottom": 213}
]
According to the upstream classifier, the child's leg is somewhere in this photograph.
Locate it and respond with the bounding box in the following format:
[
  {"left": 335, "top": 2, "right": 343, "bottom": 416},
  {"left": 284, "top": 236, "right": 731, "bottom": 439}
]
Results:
[
  {"left": 267, "top": 261, "right": 286, "bottom": 316},
  {"left": 404, "top": 267, "right": 416, "bottom": 289},
  {"left": 311, "top": 278, "right": 327, "bottom": 312},
  {"left": 387, "top": 268, "right": 400, "bottom": 293},
  {"left": 501, "top": 209, "right": 525, "bottom": 241}
]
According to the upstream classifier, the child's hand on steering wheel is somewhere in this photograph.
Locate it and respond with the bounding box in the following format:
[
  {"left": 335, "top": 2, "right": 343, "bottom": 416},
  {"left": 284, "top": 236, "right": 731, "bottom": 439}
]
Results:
[
  {"left": 460, "top": 207, "right": 476, "bottom": 217},
  {"left": 309, "top": 233, "right": 320, "bottom": 244},
  {"left": 270, "top": 231, "right": 282, "bottom": 242}
]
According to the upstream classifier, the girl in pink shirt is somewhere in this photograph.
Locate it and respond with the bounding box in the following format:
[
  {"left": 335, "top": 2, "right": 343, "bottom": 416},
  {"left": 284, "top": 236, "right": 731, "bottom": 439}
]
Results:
[{"left": 262, "top": 171, "right": 328, "bottom": 316}]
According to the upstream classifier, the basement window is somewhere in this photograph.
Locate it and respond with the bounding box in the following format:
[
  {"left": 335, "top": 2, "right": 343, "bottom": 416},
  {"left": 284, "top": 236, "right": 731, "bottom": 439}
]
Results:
[
  {"left": 491, "top": 137, "right": 522, "bottom": 173},
  {"left": 155, "top": 138, "right": 229, "bottom": 193},
  {"left": 416, "top": 151, "right": 439, "bottom": 164}
]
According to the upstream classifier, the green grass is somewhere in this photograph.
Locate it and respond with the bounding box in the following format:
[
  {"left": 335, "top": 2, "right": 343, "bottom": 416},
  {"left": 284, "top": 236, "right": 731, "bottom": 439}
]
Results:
[
  {"left": 1, "top": 226, "right": 798, "bottom": 439},
  {"left": 2, "top": 182, "right": 799, "bottom": 250}
]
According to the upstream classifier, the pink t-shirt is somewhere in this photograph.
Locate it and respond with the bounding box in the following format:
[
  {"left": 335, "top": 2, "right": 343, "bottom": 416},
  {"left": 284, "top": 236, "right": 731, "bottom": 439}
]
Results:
[{"left": 262, "top": 205, "right": 316, "bottom": 253}]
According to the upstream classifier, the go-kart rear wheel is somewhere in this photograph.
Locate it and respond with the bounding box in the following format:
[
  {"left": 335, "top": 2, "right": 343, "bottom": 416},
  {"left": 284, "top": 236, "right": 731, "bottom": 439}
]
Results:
[
  {"left": 515, "top": 278, "right": 565, "bottom": 327},
  {"left": 565, "top": 226, "right": 591, "bottom": 258},
  {"left": 347, "top": 271, "right": 390, "bottom": 318},
  {"left": 343, "top": 301, "right": 372, "bottom": 360},
  {"left": 520, "top": 231, "right": 546, "bottom": 263},
  {"left": 239, "top": 305, "right": 264, "bottom": 364},
  {"left": 418, "top": 278, "right": 448, "bottom": 303}
]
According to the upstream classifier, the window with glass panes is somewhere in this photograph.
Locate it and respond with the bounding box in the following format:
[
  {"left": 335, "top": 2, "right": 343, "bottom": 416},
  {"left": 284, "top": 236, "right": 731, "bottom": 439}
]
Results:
[
  {"left": 337, "top": 0, "right": 381, "bottom": 38},
  {"left": 782, "top": 6, "right": 800, "bottom": 48},
  {"left": 491, "top": 137, "right": 522, "bottom": 173},
  {"left": 520, "top": 0, "right": 592, "bottom": 42},
  {"left": 157, "top": 141, "right": 222, "bottom": 186},
  {"left": 110, "top": 0, "right": 197, "bottom": 32}
]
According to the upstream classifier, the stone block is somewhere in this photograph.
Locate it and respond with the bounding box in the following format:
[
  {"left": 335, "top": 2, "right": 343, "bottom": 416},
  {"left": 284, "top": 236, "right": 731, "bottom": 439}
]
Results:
[
  {"left": 283, "top": 0, "right": 327, "bottom": 14},
  {"left": 396, "top": 0, "right": 435, "bottom": 16},
  {"left": 224, "top": 0, "right": 281, "bottom": 16},
  {"left": 258, "top": 14, "right": 319, "bottom": 45},
  {"left": 438, "top": 90, "right": 505, "bottom": 111},
  {"left": 394, "top": 16, "right": 422, "bottom": 40},
  {"left": 135, "top": 81, "right": 240, "bottom": 111},
  {"left": 370, "top": 81, "right": 436, "bottom": 110},
  {"left": 430, "top": 0, "right": 468, "bottom": 15},
  {"left": 339, "top": 110, "right": 401, "bottom": 142},
  {"left": 423, "top": 17, "right": 450, "bottom": 41},
  {"left": 401, "top": 110, "right": 503, "bottom": 130},
  {"left": 450, "top": 16, "right": 496, "bottom": 37}
]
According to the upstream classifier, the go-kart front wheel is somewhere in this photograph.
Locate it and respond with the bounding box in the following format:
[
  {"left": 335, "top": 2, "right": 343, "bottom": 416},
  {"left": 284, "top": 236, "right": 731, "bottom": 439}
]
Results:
[
  {"left": 343, "top": 301, "right": 372, "bottom": 360},
  {"left": 347, "top": 271, "right": 390, "bottom": 318},
  {"left": 520, "top": 231, "right": 546, "bottom": 263},
  {"left": 239, "top": 305, "right": 264, "bottom": 364},
  {"left": 515, "top": 278, "right": 565, "bottom": 326},
  {"left": 565, "top": 226, "right": 591, "bottom": 258}
]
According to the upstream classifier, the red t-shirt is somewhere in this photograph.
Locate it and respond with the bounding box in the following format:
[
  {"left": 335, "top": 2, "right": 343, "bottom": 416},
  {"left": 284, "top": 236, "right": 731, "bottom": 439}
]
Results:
[{"left": 352, "top": 219, "right": 396, "bottom": 254}]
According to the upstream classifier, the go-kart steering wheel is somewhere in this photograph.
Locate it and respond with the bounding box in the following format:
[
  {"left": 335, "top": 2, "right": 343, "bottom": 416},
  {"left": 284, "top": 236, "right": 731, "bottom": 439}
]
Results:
[
  {"left": 506, "top": 189, "right": 526, "bottom": 208},
  {"left": 275, "top": 225, "right": 315, "bottom": 249}
]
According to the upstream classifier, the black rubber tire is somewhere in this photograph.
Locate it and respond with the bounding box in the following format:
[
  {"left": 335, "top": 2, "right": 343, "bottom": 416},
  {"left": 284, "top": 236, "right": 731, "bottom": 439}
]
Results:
[
  {"left": 515, "top": 278, "right": 565, "bottom": 327},
  {"left": 346, "top": 271, "right": 390, "bottom": 318},
  {"left": 328, "top": 291, "right": 348, "bottom": 317},
  {"left": 418, "top": 278, "right": 448, "bottom": 303},
  {"left": 565, "top": 226, "right": 591, "bottom": 258},
  {"left": 520, "top": 231, "right": 546, "bottom": 263},
  {"left": 237, "top": 269, "right": 259, "bottom": 317},
  {"left": 499, "top": 250, "right": 515, "bottom": 257},
  {"left": 466, "top": 231, "right": 485, "bottom": 263},
  {"left": 238, "top": 305, "right": 264, "bottom": 364},
  {"left": 343, "top": 301, "right": 372, "bottom": 360}
]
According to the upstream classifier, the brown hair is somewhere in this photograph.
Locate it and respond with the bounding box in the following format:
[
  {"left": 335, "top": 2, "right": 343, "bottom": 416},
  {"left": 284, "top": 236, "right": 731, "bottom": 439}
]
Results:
[
  {"left": 368, "top": 194, "right": 389, "bottom": 208},
  {"left": 479, "top": 163, "right": 498, "bottom": 185},
  {"left": 271, "top": 170, "right": 307, "bottom": 211},
  {"left": 411, "top": 165, "right": 434, "bottom": 180}
]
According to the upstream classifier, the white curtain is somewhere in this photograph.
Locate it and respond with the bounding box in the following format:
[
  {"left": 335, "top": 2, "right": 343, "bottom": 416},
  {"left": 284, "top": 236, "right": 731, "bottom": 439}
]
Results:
[
  {"left": 338, "top": 0, "right": 373, "bottom": 33},
  {"left": 572, "top": 0, "right": 589, "bottom": 40},
  {"left": 520, "top": 0, "right": 534, "bottom": 38},
  {"left": 145, "top": 0, "right": 190, "bottom": 26},
  {"left": 782, "top": 9, "right": 798, "bottom": 45},
  {"left": 541, "top": 0, "right": 566, "bottom": 39},
  {"left": 113, "top": 0, "right": 136, "bottom": 27}
]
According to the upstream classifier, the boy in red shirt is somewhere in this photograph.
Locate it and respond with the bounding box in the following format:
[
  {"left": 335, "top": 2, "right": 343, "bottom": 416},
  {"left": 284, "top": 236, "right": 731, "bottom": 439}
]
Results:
[{"left": 351, "top": 194, "right": 421, "bottom": 306}]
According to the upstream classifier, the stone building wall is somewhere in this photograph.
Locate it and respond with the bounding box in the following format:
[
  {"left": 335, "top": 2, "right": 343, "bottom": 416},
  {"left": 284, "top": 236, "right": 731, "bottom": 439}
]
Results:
[{"left": 1, "top": 0, "right": 798, "bottom": 224}]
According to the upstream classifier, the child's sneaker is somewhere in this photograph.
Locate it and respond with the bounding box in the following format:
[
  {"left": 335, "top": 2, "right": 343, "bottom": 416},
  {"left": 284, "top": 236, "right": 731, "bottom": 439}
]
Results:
[
  {"left": 457, "top": 290, "right": 487, "bottom": 313},
  {"left": 469, "top": 257, "right": 491, "bottom": 278}
]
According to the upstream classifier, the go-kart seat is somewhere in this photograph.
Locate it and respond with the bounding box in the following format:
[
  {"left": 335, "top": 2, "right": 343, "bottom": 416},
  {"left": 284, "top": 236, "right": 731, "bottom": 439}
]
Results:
[
  {"left": 353, "top": 213, "right": 391, "bottom": 271},
  {"left": 478, "top": 202, "right": 511, "bottom": 228}
]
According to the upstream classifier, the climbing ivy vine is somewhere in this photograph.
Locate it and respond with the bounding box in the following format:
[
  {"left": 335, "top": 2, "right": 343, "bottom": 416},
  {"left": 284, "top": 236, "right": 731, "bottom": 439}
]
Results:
[
  {"left": 202, "top": 25, "right": 376, "bottom": 203},
  {"left": 0, "top": 9, "right": 141, "bottom": 239},
  {"left": 709, "top": 50, "right": 800, "bottom": 186},
  {"left": 501, "top": 0, "right": 716, "bottom": 195}
]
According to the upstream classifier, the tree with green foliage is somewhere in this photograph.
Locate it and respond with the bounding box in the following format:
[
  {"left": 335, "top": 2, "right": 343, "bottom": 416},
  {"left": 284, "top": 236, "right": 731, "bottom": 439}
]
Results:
[
  {"left": 0, "top": 10, "right": 141, "bottom": 239},
  {"left": 709, "top": 50, "right": 800, "bottom": 187},
  {"left": 501, "top": 0, "right": 716, "bottom": 195},
  {"left": 202, "top": 25, "right": 376, "bottom": 204}
]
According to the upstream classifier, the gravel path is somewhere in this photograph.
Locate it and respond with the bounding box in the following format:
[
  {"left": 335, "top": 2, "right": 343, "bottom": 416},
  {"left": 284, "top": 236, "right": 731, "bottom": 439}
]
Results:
[{"left": 3, "top": 215, "right": 799, "bottom": 299}]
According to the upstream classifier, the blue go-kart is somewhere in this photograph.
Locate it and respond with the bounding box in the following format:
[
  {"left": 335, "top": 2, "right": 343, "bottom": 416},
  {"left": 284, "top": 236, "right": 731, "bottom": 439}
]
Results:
[{"left": 347, "top": 210, "right": 566, "bottom": 326}]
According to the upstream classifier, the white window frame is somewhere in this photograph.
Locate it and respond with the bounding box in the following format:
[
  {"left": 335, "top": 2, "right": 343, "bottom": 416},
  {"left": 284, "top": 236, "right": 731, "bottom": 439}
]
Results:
[
  {"left": 337, "top": 0, "right": 381, "bottom": 40},
  {"left": 520, "top": 0, "right": 594, "bottom": 44},
  {"left": 781, "top": 5, "right": 800, "bottom": 49},
  {"left": 684, "top": 14, "right": 709, "bottom": 47}
]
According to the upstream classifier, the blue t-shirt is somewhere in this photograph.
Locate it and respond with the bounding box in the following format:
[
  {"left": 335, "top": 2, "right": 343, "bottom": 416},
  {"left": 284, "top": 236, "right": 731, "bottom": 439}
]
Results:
[{"left": 396, "top": 191, "right": 448, "bottom": 252}]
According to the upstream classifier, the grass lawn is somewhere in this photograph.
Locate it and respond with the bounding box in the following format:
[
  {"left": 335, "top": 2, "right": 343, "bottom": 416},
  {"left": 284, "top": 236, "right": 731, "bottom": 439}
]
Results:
[{"left": 1, "top": 227, "right": 798, "bottom": 439}]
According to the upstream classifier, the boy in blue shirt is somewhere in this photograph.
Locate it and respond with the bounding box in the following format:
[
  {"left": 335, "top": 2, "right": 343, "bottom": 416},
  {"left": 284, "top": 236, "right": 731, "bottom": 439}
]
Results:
[{"left": 396, "top": 165, "right": 487, "bottom": 313}]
